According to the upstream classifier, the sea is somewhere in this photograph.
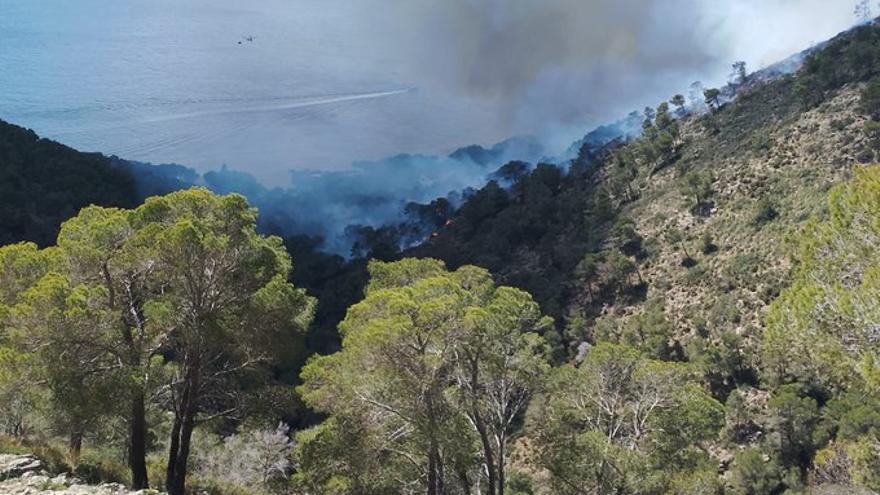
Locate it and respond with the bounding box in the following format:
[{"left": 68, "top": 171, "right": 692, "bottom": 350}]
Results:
[{"left": 0, "top": 0, "right": 500, "bottom": 184}]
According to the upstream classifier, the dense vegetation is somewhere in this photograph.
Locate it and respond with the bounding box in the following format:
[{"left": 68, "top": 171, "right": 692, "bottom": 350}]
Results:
[
  {"left": 0, "top": 120, "right": 138, "bottom": 247},
  {"left": 0, "top": 190, "right": 315, "bottom": 495},
  {"left": 5, "top": 18, "right": 880, "bottom": 495}
]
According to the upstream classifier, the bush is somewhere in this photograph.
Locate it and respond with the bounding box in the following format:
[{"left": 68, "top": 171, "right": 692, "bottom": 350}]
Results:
[
  {"left": 723, "top": 254, "right": 762, "bottom": 287},
  {"left": 849, "top": 437, "right": 880, "bottom": 491},
  {"left": 830, "top": 117, "right": 854, "bottom": 132},
  {"left": 188, "top": 478, "right": 262, "bottom": 495},
  {"left": 193, "top": 423, "right": 294, "bottom": 495},
  {"left": 0, "top": 435, "right": 28, "bottom": 455},
  {"left": 750, "top": 131, "right": 772, "bottom": 152},
  {"left": 701, "top": 233, "right": 718, "bottom": 255},
  {"left": 146, "top": 454, "right": 167, "bottom": 492},
  {"left": 30, "top": 443, "right": 70, "bottom": 476},
  {"left": 752, "top": 198, "right": 779, "bottom": 226},
  {"left": 0, "top": 436, "right": 69, "bottom": 475},
  {"left": 685, "top": 264, "right": 709, "bottom": 286},
  {"left": 728, "top": 448, "right": 782, "bottom": 495},
  {"left": 73, "top": 450, "right": 130, "bottom": 486},
  {"left": 506, "top": 468, "right": 536, "bottom": 495}
]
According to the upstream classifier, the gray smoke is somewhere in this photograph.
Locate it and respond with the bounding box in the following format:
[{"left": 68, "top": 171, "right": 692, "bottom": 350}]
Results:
[
  {"left": 112, "top": 0, "right": 857, "bottom": 255},
  {"left": 351, "top": 0, "right": 856, "bottom": 138},
  {"left": 125, "top": 114, "right": 645, "bottom": 256}
]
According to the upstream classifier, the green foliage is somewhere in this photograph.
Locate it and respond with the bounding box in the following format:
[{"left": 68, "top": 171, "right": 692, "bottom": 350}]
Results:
[
  {"left": 669, "top": 469, "right": 723, "bottom": 495},
  {"left": 535, "top": 343, "right": 723, "bottom": 495},
  {"left": 704, "top": 88, "right": 722, "bottom": 110},
  {"left": 505, "top": 469, "right": 535, "bottom": 495},
  {"left": 594, "top": 300, "right": 679, "bottom": 360},
  {"left": 768, "top": 385, "right": 820, "bottom": 468},
  {"left": 408, "top": 160, "right": 608, "bottom": 323},
  {"left": 749, "top": 131, "right": 772, "bottom": 152},
  {"left": 0, "top": 189, "right": 315, "bottom": 495},
  {"left": 292, "top": 418, "right": 397, "bottom": 495},
  {"left": 701, "top": 233, "right": 718, "bottom": 254},
  {"left": 861, "top": 78, "right": 880, "bottom": 119},
  {"left": 820, "top": 390, "right": 880, "bottom": 443},
  {"left": 849, "top": 436, "right": 880, "bottom": 491},
  {"left": 796, "top": 23, "right": 880, "bottom": 108},
  {"left": 679, "top": 169, "right": 714, "bottom": 212},
  {"left": 752, "top": 198, "right": 779, "bottom": 226},
  {"left": 298, "top": 259, "right": 550, "bottom": 494},
  {"left": 723, "top": 254, "right": 762, "bottom": 288},
  {"left": 74, "top": 450, "right": 131, "bottom": 486},
  {"left": 671, "top": 94, "right": 687, "bottom": 116},
  {"left": 764, "top": 166, "right": 880, "bottom": 390},
  {"left": 0, "top": 436, "right": 69, "bottom": 475},
  {"left": 728, "top": 448, "right": 782, "bottom": 495}
]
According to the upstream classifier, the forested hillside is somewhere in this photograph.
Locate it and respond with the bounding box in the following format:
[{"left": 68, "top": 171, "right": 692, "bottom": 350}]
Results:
[
  {"left": 0, "top": 120, "right": 138, "bottom": 246},
  {"left": 4, "top": 18, "right": 880, "bottom": 495},
  {"left": 287, "top": 20, "right": 880, "bottom": 494}
]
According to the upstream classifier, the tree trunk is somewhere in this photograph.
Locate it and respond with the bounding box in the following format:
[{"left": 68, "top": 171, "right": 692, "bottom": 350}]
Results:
[
  {"left": 475, "top": 414, "right": 496, "bottom": 495},
  {"left": 425, "top": 387, "right": 446, "bottom": 495},
  {"left": 166, "top": 354, "right": 199, "bottom": 495},
  {"left": 466, "top": 359, "right": 497, "bottom": 495},
  {"left": 168, "top": 410, "right": 195, "bottom": 495},
  {"left": 166, "top": 414, "right": 182, "bottom": 492},
  {"left": 497, "top": 438, "right": 505, "bottom": 495},
  {"left": 427, "top": 447, "right": 439, "bottom": 495},
  {"left": 68, "top": 430, "right": 83, "bottom": 464},
  {"left": 129, "top": 391, "right": 149, "bottom": 489}
]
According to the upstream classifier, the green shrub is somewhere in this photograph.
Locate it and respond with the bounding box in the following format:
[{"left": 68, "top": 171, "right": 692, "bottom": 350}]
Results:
[
  {"left": 684, "top": 264, "right": 709, "bottom": 286},
  {"left": 0, "top": 436, "right": 69, "bottom": 474},
  {"left": 728, "top": 448, "right": 782, "bottom": 495},
  {"left": 749, "top": 131, "right": 772, "bottom": 152},
  {"left": 506, "top": 468, "right": 536, "bottom": 495},
  {"left": 849, "top": 437, "right": 880, "bottom": 491},
  {"left": 146, "top": 454, "right": 167, "bottom": 492},
  {"left": 708, "top": 294, "right": 742, "bottom": 330},
  {"left": 28, "top": 443, "right": 69, "bottom": 476},
  {"left": 0, "top": 435, "right": 28, "bottom": 455},
  {"left": 830, "top": 117, "right": 854, "bottom": 131},
  {"left": 73, "top": 451, "right": 130, "bottom": 486},
  {"left": 752, "top": 198, "right": 779, "bottom": 226},
  {"left": 701, "top": 233, "right": 718, "bottom": 255},
  {"left": 188, "top": 478, "right": 262, "bottom": 495},
  {"left": 723, "top": 254, "right": 762, "bottom": 287}
]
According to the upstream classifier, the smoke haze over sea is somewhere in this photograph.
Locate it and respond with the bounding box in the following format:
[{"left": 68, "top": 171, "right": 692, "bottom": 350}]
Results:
[{"left": 0, "top": 1, "right": 857, "bottom": 181}]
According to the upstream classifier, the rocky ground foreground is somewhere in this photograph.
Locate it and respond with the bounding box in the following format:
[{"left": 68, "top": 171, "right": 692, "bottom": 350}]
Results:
[{"left": 0, "top": 455, "right": 160, "bottom": 495}]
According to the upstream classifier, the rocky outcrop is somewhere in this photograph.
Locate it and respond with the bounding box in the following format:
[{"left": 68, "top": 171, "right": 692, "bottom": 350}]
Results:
[
  {"left": 0, "top": 455, "right": 161, "bottom": 495},
  {"left": 0, "top": 455, "right": 43, "bottom": 480}
]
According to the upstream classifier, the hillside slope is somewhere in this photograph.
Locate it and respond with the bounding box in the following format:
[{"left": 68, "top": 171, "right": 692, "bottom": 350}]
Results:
[
  {"left": 0, "top": 120, "right": 138, "bottom": 246},
  {"left": 411, "top": 21, "right": 880, "bottom": 361}
]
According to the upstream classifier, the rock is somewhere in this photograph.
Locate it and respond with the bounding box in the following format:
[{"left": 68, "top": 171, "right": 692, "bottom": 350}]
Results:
[
  {"left": 0, "top": 455, "right": 165, "bottom": 494},
  {"left": 0, "top": 454, "right": 43, "bottom": 480}
]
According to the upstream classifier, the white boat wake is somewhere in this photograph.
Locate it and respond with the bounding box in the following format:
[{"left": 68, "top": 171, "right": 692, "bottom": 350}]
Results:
[
  {"left": 138, "top": 88, "right": 414, "bottom": 124},
  {"left": 49, "top": 88, "right": 414, "bottom": 136}
]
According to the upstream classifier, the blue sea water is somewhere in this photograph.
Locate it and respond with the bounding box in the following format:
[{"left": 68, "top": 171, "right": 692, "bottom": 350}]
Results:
[{"left": 0, "top": 0, "right": 500, "bottom": 184}]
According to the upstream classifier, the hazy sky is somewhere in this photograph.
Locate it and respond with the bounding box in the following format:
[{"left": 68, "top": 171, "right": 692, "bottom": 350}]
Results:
[{"left": 0, "top": 0, "right": 860, "bottom": 181}]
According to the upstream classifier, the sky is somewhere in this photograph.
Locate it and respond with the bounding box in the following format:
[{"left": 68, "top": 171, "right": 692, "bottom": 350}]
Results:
[{"left": 0, "top": 0, "right": 861, "bottom": 183}]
